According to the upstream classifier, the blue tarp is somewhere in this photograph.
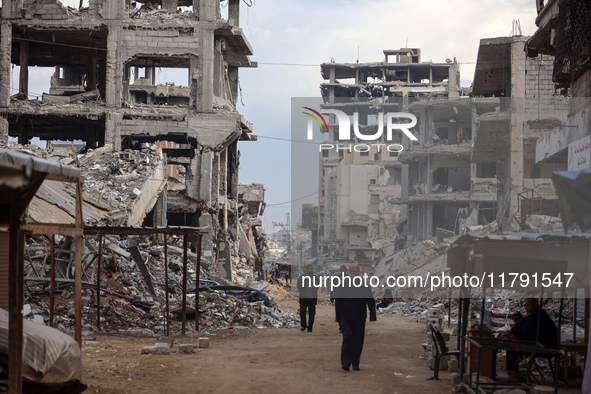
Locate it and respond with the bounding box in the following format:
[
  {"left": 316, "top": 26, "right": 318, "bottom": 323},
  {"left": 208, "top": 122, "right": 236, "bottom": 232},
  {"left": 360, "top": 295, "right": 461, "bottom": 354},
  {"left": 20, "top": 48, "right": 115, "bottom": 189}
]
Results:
[{"left": 552, "top": 168, "right": 591, "bottom": 231}]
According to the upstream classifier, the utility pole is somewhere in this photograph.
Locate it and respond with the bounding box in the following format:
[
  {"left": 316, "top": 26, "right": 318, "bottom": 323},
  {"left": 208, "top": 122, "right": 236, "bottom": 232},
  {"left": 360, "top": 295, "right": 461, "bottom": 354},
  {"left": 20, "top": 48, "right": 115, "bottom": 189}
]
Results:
[{"left": 272, "top": 212, "right": 292, "bottom": 258}]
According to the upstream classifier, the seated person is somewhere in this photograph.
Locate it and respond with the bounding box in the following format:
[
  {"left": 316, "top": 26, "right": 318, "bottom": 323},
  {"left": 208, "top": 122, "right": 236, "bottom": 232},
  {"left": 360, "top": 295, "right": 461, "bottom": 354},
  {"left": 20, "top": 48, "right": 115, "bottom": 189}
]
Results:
[
  {"left": 500, "top": 298, "right": 558, "bottom": 382},
  {"left": 376, "top": 289, "right": 394, "bottom": 310}
]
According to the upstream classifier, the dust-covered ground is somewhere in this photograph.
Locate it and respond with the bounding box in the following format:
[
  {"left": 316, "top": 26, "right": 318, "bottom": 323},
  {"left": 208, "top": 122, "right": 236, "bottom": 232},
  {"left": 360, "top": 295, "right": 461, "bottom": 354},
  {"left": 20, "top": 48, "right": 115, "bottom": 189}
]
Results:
[{"left": 82, "top": 298, "right": 452, "bottom": 393}]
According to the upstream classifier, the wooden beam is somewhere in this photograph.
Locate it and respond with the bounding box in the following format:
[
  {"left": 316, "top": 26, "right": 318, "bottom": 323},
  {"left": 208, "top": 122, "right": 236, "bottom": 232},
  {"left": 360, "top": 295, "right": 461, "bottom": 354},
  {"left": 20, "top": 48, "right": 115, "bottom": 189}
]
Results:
[{"left": 21, "top": 222, "right": 82, "bottom": 236}]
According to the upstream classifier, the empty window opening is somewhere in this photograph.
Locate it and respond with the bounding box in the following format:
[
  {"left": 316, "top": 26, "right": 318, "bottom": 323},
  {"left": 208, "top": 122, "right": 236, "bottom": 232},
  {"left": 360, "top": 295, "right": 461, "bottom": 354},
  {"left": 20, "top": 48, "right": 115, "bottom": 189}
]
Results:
[
  {"left": 127, "top": 64, "right": 190, "bottom": 105},
  {"left": 432, "top": 167, "right": 470, "bottom": 192},
  {"left": 477, "top": 162, "right": 497, "bottom": 178}
]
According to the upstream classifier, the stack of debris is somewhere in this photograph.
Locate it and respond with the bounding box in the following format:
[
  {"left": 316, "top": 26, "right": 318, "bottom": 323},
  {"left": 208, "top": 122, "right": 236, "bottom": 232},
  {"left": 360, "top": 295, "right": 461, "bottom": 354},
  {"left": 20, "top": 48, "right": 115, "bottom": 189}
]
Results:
[
  {"left": 22, "top": 231, "right": 296, "bottom": 336},
  {"left": 77, "top": 145, "right": 166, "bottom": 226},
  {"left": 232, "top": 183, "right": 268, "bottom": 283}
]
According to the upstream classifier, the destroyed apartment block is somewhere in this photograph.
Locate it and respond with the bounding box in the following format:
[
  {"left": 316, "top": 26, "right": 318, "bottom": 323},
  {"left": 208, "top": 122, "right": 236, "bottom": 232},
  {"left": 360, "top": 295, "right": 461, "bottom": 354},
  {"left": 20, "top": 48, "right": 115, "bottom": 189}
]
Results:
[
  {"left": 0, "top": 0, "right": 260, "bottom": 281},
  {"left": 396, "top": 36, "right": 570, "bottom": 242},
  {"left": 316, "top": 48, "right": 462, "bottom": 264},
  {"left": 399, "top": 97, "right": 501, "bottom": 242},
  {"left": 470, "top": 36, "right": 570, "bottom": 232}
]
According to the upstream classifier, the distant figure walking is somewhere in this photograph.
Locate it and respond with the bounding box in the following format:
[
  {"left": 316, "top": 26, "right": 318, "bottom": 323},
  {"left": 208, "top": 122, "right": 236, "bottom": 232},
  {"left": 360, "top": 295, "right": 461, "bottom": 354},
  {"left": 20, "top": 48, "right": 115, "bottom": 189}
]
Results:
[
  {"left": 297, "top": 264, "right": 318, "bottom": 332},
  {"left": 330, "top": 265, "right": 348, "bottom": 333}
]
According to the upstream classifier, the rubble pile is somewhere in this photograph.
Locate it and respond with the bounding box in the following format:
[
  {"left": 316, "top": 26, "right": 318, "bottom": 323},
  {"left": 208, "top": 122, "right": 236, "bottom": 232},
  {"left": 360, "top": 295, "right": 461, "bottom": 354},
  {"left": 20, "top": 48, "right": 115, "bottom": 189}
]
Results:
[
  {"left": 199, "top": 291, "right": 298, "bottom": 329},
  {"left": 232, "top": 183, "right": 268, "bottom": 284},
  {"left": 373, "top": 239, "right": 449, "bottom": 298},
  {"left": 21, "top": 233, "right": 295, "bottom": 335},
  {"left": 373, "top": 221, "right": 501, "bottom": 300},
  {"left": 77, "top": 145, "right": 164, "bottom": 225},
  {"left": 4, "top": 141, "right": 165, "bottom": 227},
  {"left": 378, "top": 299, "right": 449, "bottom": 318}
]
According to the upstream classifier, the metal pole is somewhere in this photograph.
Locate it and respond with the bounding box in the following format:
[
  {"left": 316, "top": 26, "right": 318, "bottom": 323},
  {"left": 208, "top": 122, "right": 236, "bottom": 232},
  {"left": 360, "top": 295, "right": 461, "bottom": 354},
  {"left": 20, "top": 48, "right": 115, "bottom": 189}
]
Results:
[
  {"left": 457, "top": 294, "right": 463, "bottom": 354},
  {"left": 50, "top": 234, "right": 56, "bottom": 327},
  {"left": 448, "top": 296, "right": 451, "bottom": 328},
  {"left": 74, "top": 178, "right": 84, "bottom": 347},
  {"left": 181, "top": 231, "right": 188, "bottom": 335},
  {"left": 96, "top": 235, "right": 102, "bottom": 330},
  {"left": 8, "top": 200, "right": 23, "bottom": 394},
  {"left": 475, "top": 289, "right": 486, "bottom": 393},
  {"left": 573, "top": 289, "right": 577, "bottom": 343},
  {"left": 164, "top": 234, "right": 169, "bottom": 337},
  {"left": 195, "top": 233, "right": 202, "bottom": 331}
]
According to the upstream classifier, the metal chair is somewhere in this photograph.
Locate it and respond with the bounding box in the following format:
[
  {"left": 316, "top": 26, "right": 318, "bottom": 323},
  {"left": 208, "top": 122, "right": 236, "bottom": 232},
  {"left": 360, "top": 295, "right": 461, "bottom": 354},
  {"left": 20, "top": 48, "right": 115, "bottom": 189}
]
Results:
[{"left": 428, "top": 323, "right": 461, "bottom": 380}]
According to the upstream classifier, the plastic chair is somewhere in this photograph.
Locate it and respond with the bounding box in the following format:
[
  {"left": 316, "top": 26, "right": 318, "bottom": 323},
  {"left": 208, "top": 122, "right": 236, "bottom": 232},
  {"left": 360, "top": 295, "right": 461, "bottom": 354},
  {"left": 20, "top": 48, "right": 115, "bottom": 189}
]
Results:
[{"left": 428, "top": 323, "right": 461, "bottom": 380}]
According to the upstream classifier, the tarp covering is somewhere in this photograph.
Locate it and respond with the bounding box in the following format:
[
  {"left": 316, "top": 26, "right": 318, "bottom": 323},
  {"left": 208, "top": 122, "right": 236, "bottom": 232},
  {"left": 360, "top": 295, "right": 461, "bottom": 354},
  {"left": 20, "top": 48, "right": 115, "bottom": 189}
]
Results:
[
  {"left": 552, "top": 168, "right": 591, "bottom": 231},
  {"left": 449, "top": 232, "right": 590, "bottom": 294},
  {"left": 0, "top": 308, "right": 85, "bottom": 384},
  {"left": 0, "top": 148, "right": 80, "bottom": 184}
]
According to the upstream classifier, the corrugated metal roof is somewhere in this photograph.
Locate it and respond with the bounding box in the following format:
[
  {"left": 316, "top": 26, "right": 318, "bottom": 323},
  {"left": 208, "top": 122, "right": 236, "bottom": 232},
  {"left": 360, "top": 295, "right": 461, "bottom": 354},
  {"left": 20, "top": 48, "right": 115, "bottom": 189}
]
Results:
[
  {"left": 453, "top": 231, "right": 590, "bottom": 245},
  {"left": 35, "top": 180, "right": 103, "bottom": 222},
  {"left": 0, "top": 148, "right": 80, "bottom": 180}
]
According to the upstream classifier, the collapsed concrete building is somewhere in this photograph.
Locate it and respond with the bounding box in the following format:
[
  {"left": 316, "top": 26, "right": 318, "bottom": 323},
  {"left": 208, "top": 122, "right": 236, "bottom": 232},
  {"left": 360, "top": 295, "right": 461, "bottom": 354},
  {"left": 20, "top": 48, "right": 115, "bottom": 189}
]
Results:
[
  {"left": 528, "top": 0, "right": 591, "bottom": 199},
  {"left": 399, "top": 95, "right": 499, "bottom": 242},
  {"left": 470, "top": 36, "right": 569, "bottom": 231},
  {"left": 316, "top": 49, "right": 461, "bottom": 264},
  {"left": 400, "top": 36, "right": 568, "bottom": 242},
  {"left": 313, "top": 39, "right": 571, "bottom": 260},
  {"left": 0, "top": 0, "right": 260, "bottom": 279},
  {"left": 236, "top": 182, "right": 266, "bottom": 277}
]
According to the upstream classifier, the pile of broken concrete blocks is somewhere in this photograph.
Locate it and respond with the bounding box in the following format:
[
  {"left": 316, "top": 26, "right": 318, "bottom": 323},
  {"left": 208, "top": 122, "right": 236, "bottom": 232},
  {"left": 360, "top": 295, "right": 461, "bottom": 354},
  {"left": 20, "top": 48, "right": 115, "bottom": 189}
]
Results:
[{"left": 141, "top": 336, "right": 210, "bottom": 355}]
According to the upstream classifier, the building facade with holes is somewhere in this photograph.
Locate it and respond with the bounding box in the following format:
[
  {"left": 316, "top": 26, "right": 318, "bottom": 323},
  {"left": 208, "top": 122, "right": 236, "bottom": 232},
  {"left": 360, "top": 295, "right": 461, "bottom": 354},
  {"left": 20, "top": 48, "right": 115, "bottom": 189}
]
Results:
[
  {"left": 470, "top": 35, "right": 570, "bottom": 231},
  {"left": 529, "top": 0, "right": 591, "bottom": 183}
]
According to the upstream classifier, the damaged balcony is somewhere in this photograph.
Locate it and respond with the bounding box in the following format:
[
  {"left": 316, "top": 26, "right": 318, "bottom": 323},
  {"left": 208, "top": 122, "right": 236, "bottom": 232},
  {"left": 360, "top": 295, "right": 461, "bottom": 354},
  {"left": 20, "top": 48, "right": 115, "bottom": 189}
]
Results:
[{"left": 341, "top": 212, "right": 371, "bottom": 228}]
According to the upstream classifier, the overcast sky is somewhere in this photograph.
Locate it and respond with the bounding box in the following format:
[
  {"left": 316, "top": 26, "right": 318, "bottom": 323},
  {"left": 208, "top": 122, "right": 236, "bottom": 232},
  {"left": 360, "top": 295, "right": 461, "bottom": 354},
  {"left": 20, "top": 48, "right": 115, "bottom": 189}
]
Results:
[{"left": 30, "top": 0, "right": 540, "bottom": 231}]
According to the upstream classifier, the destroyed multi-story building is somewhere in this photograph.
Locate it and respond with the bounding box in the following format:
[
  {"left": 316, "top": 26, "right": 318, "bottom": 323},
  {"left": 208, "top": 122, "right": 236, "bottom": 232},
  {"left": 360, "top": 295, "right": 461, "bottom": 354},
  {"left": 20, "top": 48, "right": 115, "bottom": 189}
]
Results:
[
  {"left": 528, "top": 0, "right": 591, "bottom": 185},
  {"left": 401, "top": 35, "right": 569, "bottom": 241},
  {"left": 316, "top": 49, "right": 461, "bottom": 264},
  {"left": 0, "top": 0, "right": 258, "bottom": 279},
  {"left": 399, "top": 93, "right": 500, "bottom": 242},
  {"left": 470, "top": 35, "right": 569, "bottom": 231}
]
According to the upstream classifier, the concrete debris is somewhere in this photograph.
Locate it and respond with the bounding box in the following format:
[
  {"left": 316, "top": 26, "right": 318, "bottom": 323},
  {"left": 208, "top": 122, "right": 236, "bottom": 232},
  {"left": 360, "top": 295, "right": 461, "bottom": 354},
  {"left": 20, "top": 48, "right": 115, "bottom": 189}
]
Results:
[
  {"left": 22, "top": 232, "right": 296, "bottom": 336},
  {"left": 198, "top": 337, "right": 210, "bottom": 349},
  {"left": 179, "top": 344, "right": 196, "bottom": 354},
  {"left": 524, "top": 214, "right": 563, "bottom": 231},
  {"left": 141, "top": 346, "right": 170, "bottom": 355},
  {"left": 155, "top": 337, "right": 174, "bottom": 349},
  {"left": 197, "top": 289, "right": 297, "bottom": 330}
]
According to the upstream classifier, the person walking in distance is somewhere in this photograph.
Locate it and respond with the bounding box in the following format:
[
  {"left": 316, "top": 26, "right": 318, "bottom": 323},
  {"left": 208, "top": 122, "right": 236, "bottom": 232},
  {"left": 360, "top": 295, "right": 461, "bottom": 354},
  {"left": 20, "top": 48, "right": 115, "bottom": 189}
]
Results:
[
  {"left": 297, "top": 264, "right": 318, "bottom": 332},
  {"left": 330, "top": 265, "right": 348, "bottom": 333},
  {"left": 335, "top": 263, "right": 376, "bottom": 371}
]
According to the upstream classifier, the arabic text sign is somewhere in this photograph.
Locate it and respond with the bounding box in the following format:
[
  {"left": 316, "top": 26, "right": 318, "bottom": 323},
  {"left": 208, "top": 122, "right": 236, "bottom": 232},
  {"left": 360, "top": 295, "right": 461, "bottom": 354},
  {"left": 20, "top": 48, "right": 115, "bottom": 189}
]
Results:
[{"left": 568, "top": 135, "right": 591, "bottom": 171}]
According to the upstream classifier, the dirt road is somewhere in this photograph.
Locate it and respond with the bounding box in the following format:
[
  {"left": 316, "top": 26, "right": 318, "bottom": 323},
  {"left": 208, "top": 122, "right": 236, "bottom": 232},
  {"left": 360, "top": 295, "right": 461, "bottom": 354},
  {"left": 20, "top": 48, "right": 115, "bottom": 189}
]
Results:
[{"left": 83, "top": 299, "right": 452, "bottom": 393}]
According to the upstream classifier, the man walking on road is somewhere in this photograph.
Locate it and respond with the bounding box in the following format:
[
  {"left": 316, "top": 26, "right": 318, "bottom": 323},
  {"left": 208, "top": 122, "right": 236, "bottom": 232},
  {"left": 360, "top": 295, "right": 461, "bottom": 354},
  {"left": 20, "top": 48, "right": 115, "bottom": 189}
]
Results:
[
  {"left": 297, "top": 264, "right": 318, "bottom": 332},
  {"left": 335, "top": 263, "right": 376, "bottom": 371},
  {"left": 330, "top": 265, "right": 348, "bottom": 333}
]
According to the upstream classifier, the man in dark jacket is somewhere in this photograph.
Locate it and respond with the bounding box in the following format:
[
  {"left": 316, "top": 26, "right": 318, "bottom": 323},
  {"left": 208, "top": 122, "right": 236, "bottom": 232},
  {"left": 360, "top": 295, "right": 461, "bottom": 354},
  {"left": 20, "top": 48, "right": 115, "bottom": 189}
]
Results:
[
  {"left": 335, "top": 263, "right": 376, "bottom": 371},
  {"left": 330, "top": 265, "right": 348, "bottom": 333},
  {"left": 501, "top": 298, "right": 557, "bottom": 382},
  {"left": 297, "top": 264, "right": 318, "bottom": 332}
]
